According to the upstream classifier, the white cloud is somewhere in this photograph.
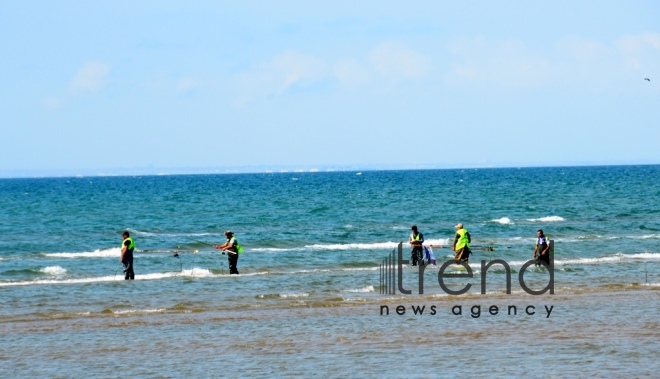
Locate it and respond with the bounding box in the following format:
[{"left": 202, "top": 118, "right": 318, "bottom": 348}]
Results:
[
  {"left": 237, "top": 44, "right": 432, "bottom": 102},
  {"left": 615, "top": 32, "right": 660, "bottom": 52},
  {"left": 237, "top": 50, "right": 328, "bottom": 103},
  {"left": 445, "top": 33, "right": 660, "bottom": 92},
  {"left": 446, "top": 37, "right": 551, "bottom": 90},
  {"left": 271, "top": 50, "right": 328, "bottom": 93},
  {"left": 332, "top": 43, "right": 431, "bottom": 90},
  {"left": 556, "top": 36, "right": 610, "bottom": 63},
  {"left": 614, "top": 33, "right": 660, "bottom": 72},
  {"left": 368, "top": 42, "right": 431, "bottom": 82},
  {"left": 70, "top": 61, "right": 111, "bottom": 93},
  {"left": 333, "top": 59, "right": 372, "bottom": 89}
]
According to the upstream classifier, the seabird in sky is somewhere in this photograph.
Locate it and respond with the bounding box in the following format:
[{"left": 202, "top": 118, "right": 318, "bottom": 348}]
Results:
[{"left": 644, "top": 78, "right": 650, "bottom": 81}]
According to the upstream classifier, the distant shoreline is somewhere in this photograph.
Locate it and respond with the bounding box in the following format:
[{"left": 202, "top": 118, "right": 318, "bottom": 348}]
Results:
[{"left": 1, "top": 162, "right": 658, "bottom": 180}]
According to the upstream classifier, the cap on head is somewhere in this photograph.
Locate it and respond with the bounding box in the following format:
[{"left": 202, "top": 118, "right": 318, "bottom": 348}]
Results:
[
  {"left": 455, "top": 223, "right": 463, "bottom": 229},
  {"left": 411, "top": 225, "right": 417, "bottom": 231},
  {"left": 225, "top": 230, "right": 233, "bottom": 236}
]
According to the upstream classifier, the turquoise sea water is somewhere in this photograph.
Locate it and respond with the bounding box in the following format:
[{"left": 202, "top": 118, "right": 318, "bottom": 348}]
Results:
[{"left": 1, "top": 166, "right": 659, "bottom": 377}]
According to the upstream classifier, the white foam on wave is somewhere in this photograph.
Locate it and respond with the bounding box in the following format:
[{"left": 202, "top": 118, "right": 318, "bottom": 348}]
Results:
[
  {"left": 513, "top": 253, "right": 660, "bottom": 266},
  {"left": 504, "top": 260, "right": 538, "bottom": 266},
  {"left": 487, "top": 253, "right": 660, "bottom": 267},
  {"left": 576, "top": 235, "right": 605, "bottom": 240},
  {"left": 345, "top": 285, "right": 375, "bottom": 293},
  {"left": 291, "top": 268, "right": 333, "bottom": 274},
  {"left": 40, "top": 266, "right": 67, "bottom": 275},
  {"left": 45, "top": 248, "right": 120, "bottom": 258},
  {"left": 527, "top": 216, "right": 565, "bottom": 222},
  {"left": 554, "top": 256, "right": 623, "bottom": 265},
  {"left": 0, "top": 271, "right": 182, "bottom": 287},
  {"left": 179, "top": 268, "right": 214, "bottom": 278},
  {"left": 279, "top": 293, "right": 309, "bottom": 298},
  {"left": 252, "top": 239, "right": 454, "bottom": 253},
  {"left": 253, "top": 242, "right": 399, "bottom": 252},
  {"left": 251, "top": 247, "right": 290, "bottom": 252},
  {"left": 223, "top": 271, "right": 271, "bottom": 277},
  {"left": 341, "top": 267, "right": 380, "bottom": 272},
  {"left": 491, "top": 217, "right": 513, "bottom": 225},
  {"left": 622, "top": 252, "right": 660, "bottom": 259},
  {"left": 567, "top": 235, "right": 659, "bottom": 242},
  {"left": 305, "top": 242, "right": 400, "bottom": 250}
]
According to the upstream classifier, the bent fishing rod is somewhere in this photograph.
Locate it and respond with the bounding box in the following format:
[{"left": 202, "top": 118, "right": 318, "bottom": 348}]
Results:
[{"left": 187, "top": 238, "right": 237, "bottom": 255}]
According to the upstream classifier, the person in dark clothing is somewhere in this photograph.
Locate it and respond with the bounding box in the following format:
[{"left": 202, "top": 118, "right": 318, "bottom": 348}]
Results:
[
  {"left": 121, "top": 231, "right": 135, "bottom": 280},
  {"left": 409, "top": 225, "right": 425, "bottom": 266},
  {"left": 214, "top": 230, "right": 242, "bottom": 275},
  {"left": 534, "top": 229, "right": 550, "bottom": 267}
]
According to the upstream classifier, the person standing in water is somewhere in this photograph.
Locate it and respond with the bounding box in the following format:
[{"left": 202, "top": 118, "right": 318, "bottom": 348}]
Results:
[
  {"left": 534, "top": 229, "right": 551, "bottom": 267},
  {"left": 409, "top": 225, "right": 425, "bottom": 266},
  {"left": 121, "top": 231, "right": 135, "bottom": 280},
  {"left": 452, "top": 223, "right": 472, "bottom": 263},
  {"left": 214, "top": 230, "right": 243, "bottom": 275}
]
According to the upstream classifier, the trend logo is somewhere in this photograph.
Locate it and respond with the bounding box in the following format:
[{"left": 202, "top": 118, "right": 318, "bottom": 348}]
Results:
[{"left": 380, "top": 241, "right": 554, "bottom": 296}]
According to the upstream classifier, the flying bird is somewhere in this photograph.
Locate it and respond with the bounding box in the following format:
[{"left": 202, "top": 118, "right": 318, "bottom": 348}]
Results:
[{"left": 644, "top": 78, "right": 650, "bottom": 81}]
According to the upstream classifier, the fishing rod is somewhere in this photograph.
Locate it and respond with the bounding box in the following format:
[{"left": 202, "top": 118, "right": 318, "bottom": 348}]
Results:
[
  {"left": 188, "top": 237, "right": 238, "bottom": 256},
  {"left": 140, "top": 249, "right": 198, "bottom": 253},
  {"left": 172, "top": 252, "right": 183, "bottom": 274},
  {"left": 113, "top": 264, "right": 127, "bottom": 281}
]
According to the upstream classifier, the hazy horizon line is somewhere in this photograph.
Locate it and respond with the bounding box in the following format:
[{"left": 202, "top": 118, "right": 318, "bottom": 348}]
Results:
[{"left": 1, "top": 160, "right": 658, "bottom": 179}]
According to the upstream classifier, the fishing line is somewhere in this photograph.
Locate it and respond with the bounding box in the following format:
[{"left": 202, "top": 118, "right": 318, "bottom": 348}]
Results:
[
  {"left": 172, "top": 251, "right": 183, "bottom": 275},
  {"left": 191, "top": 250, "right": 198, "bottom": 278},
  {"left": 186, "top": 237, "right": 229, "bottom": 276},
  {"left": 114, "top": 264, "right": 127, "bottom": 281},
  {"left": 141, "top": 249, "right": 197, "bottom": 253},
  {"left": 171, "top": 246, "right": 199, "bottom": 277}
]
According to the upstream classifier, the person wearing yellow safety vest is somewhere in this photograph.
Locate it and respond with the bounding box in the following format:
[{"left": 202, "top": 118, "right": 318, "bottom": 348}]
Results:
[
  {"left": 452, "top": 223, "right": 472, "bottom": 263},
  {"left": 214, "top": 230, "right": 243, "bottom": 275},
  {"left": 121, "top": 231, "right": 135, "bottom": 280},
  {"left": 409, "top": 225, "right": 425, "bottom": 266}
]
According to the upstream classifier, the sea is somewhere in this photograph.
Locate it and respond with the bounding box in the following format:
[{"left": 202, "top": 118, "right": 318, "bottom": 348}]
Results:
[{"left": 1, "top": 165, "right": 658, "bottom": 378}]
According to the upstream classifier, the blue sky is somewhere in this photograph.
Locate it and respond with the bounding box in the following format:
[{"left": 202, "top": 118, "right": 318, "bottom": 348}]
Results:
[{"left": 1, "top": 1, "right": 659, "bottom": 176}]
